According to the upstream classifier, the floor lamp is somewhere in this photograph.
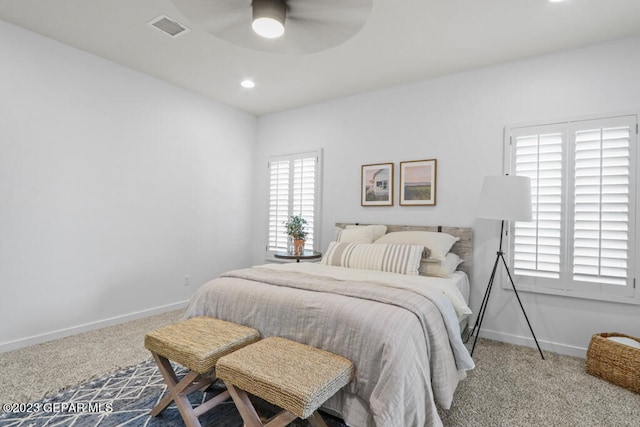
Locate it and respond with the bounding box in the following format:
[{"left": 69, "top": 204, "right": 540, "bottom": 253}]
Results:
[{"left": 467, "top": 175, "right": 545, "bottom": 359}]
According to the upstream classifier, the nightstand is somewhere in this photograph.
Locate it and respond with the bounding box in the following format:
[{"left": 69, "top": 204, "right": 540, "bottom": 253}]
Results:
[{"left": 273, "top": 251, "right": 322, "bottom": 263}]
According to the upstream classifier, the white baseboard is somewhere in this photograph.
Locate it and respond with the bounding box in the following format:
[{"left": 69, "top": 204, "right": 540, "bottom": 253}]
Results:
[
  {"left": 478, "top": 328, "right": 588, "bottom": 359},
  {"left": 0, "top": 301, "right": 188, "bottom": 353}
]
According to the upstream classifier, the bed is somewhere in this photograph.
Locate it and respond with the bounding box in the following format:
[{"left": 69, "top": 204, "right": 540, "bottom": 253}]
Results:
[{"left": 184, "top": 223, "right": 475, "bottom": 427}]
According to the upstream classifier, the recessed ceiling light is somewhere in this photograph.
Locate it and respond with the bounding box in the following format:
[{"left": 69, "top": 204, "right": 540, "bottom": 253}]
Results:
[
  {"left": 241, "top": 79, "right": 256, "bottom": 89},
  {"left": 549, "top": 0, "right": 567, "bottom": 3}
]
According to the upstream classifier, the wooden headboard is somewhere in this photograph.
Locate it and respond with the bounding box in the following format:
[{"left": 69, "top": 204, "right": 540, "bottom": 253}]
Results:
[{"left": 335, "top": 223, "right": 473, "bottom": 277}]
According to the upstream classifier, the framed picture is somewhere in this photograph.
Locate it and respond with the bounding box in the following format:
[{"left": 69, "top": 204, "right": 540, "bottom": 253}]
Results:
[
  {"left": 400, "top": 159, "right": 437, "bottom": 206},
  {"left": 361, "top": 163, "right": 394, "bottom": 206}
]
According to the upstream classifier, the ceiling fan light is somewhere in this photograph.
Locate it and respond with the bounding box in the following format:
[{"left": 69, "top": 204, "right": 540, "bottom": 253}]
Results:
[{"left": 252, "top": 0, "right": 286, "bottom": 38}]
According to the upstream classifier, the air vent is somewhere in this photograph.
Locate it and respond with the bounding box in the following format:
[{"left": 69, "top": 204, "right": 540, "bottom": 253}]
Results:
[{"left": 149, "top": 15, "right": 189, "bottom": 37}]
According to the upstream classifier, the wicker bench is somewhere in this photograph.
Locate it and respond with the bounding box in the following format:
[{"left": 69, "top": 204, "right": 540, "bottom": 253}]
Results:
[
  {"left": 144, "top": 316, "right": 260, "bottom": 427},
  {"left": 217, "top": 336, "right": 354, "bottom": 427}
]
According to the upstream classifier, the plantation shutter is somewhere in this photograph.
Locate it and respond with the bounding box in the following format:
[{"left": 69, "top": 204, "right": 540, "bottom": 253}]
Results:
[
  {"left": 292, "top": 157, "right": 316, "bottom": 249},
  {"left": 571, "top": 121, "right": 633, "bottom": 286},
  {"left": 267, "top": 150, "right": 322, "bottom": 254},
  {"left": 268, "top": 159, "right": 290, "bottom": 251},
  {"left": 512, "top": 129, "right": 563, "bottom": 279},
  {"left": 508, "top": 115, "right": 636, "bottom": 301}
]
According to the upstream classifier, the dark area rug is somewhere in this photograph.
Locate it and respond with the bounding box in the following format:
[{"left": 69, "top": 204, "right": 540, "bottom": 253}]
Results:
[{"left": 0, "top": 358, "right": 347, "bottom": 426}]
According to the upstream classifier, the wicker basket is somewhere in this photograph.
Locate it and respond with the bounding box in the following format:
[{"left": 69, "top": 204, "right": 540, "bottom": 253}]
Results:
[{"left": 586, "top": 332, "right": 640, "bottom": 394}]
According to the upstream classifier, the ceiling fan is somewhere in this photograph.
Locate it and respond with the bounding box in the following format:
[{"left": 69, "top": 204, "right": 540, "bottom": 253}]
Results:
[{"left": 169, "top": 0, "right": 373, "bottom": 54}]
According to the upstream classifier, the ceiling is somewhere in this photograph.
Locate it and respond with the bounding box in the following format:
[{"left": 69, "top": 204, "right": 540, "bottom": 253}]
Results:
[{"left": 1, "top": 0, "right": 640, "bottom": 116}]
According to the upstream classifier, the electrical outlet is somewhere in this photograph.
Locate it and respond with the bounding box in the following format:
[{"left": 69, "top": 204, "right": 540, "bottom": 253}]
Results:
[{"left": 184, "top": 275, "right": 190, "bottom": 287}]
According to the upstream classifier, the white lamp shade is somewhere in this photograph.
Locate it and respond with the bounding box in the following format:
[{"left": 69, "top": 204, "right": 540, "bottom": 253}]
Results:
[{"left": 477, "top": 175, "right": 533, "bottom": 221}]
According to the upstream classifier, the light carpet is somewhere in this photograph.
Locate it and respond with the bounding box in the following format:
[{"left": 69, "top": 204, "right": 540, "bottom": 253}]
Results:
[
  {"left": 0, "top": 310, "right": 184, "bottom": 405},
  {"left": 1, "top": 310, "right": 639, "bottom": 426},
  {"left": 438, "top": 338, "right": 640, "bottom": 426}
]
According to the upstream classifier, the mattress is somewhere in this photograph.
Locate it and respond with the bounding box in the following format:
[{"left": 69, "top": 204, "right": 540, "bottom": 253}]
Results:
[{"left": 449, "top": 270, "right": 471, "bottom": 331}]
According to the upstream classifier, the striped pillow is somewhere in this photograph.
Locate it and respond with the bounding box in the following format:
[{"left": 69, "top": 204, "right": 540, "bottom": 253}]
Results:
[{"left": 321, "top": 242, "right": 423, "bottom": 275}]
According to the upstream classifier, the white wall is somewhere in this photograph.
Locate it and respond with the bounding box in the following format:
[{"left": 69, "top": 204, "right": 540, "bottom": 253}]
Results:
[
  {"left": 0, "top": 20, "right": 257, "bottom": 351},
  {"left": 252, "top": 36, "right": 640, "bottom": 357}
]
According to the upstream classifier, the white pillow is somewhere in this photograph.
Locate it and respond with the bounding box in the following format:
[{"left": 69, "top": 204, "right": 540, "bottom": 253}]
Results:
[
  {"left": 321, "top": 241, "right": 422, "bottom": 275},
  {"left": 345, "top": 224, "right": 388, "bottom": 241},
  {"left": 374, "top": 231, "right": 459, "bottom": 261},
  {"left": 419, "top": 253, "right": 463, "bottom": 278},
  {"left": 335, "top": 226, "right": 377, "bottom": 243}
]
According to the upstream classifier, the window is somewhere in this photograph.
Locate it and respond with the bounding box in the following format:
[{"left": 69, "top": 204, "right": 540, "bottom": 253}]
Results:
[
  {"left": 266, "top": 149, "right": 322, "bottom": 258},
  {"left": 506, "top": 115, "right": 638, "bottom": 303}
]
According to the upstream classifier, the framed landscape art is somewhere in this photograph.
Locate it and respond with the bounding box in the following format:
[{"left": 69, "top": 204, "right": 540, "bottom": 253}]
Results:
[
  {"left": 399, "top": 159, "right": 437, "bottom": 206},
  {"left": 361, "top": 163, "right": 394, "bottom": 206}
]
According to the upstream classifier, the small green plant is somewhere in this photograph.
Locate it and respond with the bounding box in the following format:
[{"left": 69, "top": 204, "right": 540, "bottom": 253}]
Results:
[{"left": 284, "top": 215, "right": 308, "bottom": 240}]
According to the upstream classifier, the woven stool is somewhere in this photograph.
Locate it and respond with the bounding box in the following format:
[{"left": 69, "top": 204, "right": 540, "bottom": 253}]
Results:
[
  {"left": 144, "top": 316, "right": 260, "bottom": 427},
  {"left": 217, "top": 336, "right": 354, "bottom": 427}
]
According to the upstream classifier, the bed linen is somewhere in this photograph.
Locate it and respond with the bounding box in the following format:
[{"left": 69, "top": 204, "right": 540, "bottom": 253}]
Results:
[
  {"left": 263, "top": 262, "right": 473, "bottom": 342},
  {"left": 183, "top": 263, "right": 475, "bottom": 427},
  {"left": 261, "top": 263, "right": 471, "bottom": 321}
]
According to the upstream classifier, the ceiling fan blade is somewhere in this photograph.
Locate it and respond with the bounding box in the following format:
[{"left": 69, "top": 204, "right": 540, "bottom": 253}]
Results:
[
  {"left": 199, "top": 9, "right": 250, "bottom": 35},
  {"left": 288, "top": 0, "right": 372, "bottom": 19},
  {"left": 170, "top": 0, "right": 250, "bottom": 26},
  {"left": 285, "top": 0, "right": 373, "bottom": 52},
  {"left": 290, "top": 0, "right": 371, "bottom": 9}
]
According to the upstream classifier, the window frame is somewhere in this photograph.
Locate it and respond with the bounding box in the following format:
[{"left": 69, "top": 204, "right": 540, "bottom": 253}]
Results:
[
  {"left": 265, "top": 148, "right": 323, "bottom": 261},
  {"left": 504, "top": 114, "right": 639, "bottom": 305}
]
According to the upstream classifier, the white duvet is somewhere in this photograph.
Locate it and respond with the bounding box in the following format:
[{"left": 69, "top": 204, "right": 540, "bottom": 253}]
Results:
[{"left": 258, "top": 262, "right": 472, "bottom": 321}]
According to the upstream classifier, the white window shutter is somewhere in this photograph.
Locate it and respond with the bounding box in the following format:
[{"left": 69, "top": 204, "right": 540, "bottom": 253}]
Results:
[
  {"left": 508, "top": 115, "right": 637, "bottom": 302},
  {"left": 572, "top": 124, "right": 632, "bottom": 286},
  {"left": 512, "top": 131, "right": 563, "bottom": 279},
  {"left": 268, "top": 159, "right": 290, "bottom": 251},
  {"left": 292, "top": 157, "right": 316, "bottom": 249}
]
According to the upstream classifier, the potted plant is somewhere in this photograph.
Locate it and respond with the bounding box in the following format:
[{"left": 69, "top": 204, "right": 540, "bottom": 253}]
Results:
[{"left": 284, "top": 215, "right": 308, "bottom": 255}]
